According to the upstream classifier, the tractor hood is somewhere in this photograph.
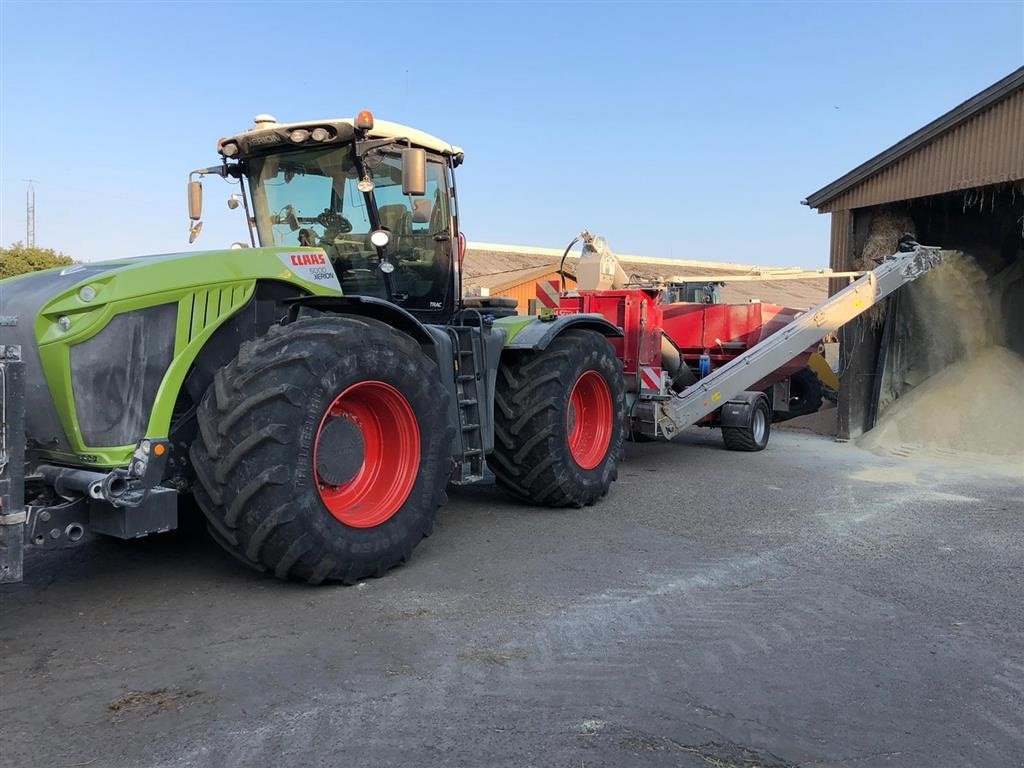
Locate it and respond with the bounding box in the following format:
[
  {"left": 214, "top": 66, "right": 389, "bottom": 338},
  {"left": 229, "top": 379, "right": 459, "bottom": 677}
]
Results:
[
  {"left": 1, "top": 246, "right": 341, "bottom": 305},
  {"left": 0, "top": 246, "right": 341, "bottom": 464}
]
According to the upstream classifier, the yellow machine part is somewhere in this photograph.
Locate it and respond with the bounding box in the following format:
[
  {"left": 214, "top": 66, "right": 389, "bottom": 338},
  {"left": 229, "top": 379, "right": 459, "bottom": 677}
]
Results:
[{"left": 808, "top": 350, "right": 840, "bottom": 391}]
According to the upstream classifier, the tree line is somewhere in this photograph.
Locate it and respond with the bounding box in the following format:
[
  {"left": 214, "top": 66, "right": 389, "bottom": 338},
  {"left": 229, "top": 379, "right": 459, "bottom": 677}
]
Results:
[{"left": 0, "top": 243, "right": 74, "bottom": 279}]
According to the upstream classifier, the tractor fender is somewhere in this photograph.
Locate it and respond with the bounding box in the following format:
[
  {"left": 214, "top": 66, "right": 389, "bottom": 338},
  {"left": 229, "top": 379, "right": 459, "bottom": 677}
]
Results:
[
  {"left": 186, "top": 288, "right": 442, "bottom": 416},
  {"left": 286, "top": 295, "right": 436, "bottom": 347},
  {"left": 719, "top": 390, "right": 770, "bottom": 428},
  {"left": 499, "top": 314, "right": 623, "bottom": 351}
]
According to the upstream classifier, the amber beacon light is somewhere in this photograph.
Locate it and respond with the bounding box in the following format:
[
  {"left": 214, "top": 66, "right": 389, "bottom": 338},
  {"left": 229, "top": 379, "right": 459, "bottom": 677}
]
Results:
[{"left": 355, "top": 110, "right": 374, "bottom": 130}]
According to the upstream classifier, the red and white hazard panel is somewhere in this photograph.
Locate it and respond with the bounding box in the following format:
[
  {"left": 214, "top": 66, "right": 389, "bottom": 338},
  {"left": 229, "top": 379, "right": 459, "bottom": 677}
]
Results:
[
  {"left": 640, "top": 366, "right": 663, "bottom": 392},
  {"left": 535, "top": 279, "right": 561, "bottom": 309}
]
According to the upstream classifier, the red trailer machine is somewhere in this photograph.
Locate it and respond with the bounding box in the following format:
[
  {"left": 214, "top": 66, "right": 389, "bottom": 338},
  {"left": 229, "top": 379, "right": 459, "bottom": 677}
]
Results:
[
  {"left": 555, "top": 287, "right": 810, "bottom": 438},
  {"left": 660, "top": 301, "right": 817, "bottom": 412},
  {"left": 553, "top": 234, "right": 835, "bottom": 447}
]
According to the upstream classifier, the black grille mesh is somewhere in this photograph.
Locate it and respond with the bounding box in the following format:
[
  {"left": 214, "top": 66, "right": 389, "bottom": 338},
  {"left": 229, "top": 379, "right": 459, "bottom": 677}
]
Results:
[{"left": 70, "top": 304, "right": 177, "bottom": 447}]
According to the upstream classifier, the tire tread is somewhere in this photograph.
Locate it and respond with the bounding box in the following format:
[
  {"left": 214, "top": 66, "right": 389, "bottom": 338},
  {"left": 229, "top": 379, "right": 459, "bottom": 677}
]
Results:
[
  {"left": 490, "top": 330, "right": 625, "bottom": 507},
  {"left": 189, "top": 315, "right": 451, "bottom": 583}
]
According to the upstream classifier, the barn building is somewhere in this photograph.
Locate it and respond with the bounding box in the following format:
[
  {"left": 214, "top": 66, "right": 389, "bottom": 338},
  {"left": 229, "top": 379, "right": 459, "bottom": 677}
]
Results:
[
  {"left": 804, "top": 66, "right": 1024, "bottom": 439},
  {"left": 462, "top": 255, "right": 576, "bottom": 315},
  {"left": 463, "top": 243, "right": 829, "bottom": 315}
]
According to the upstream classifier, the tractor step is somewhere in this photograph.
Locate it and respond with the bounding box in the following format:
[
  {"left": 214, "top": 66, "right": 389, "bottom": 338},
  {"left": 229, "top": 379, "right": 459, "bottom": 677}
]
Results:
[{"left": 446, "top": 327, "right": 487, "bottom": 484}]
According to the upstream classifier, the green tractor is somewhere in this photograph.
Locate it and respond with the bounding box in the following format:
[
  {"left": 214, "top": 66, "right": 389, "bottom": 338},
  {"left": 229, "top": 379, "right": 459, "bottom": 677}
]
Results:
[{"left": 0, "top": 111, "right": 625, "bottom": 584}]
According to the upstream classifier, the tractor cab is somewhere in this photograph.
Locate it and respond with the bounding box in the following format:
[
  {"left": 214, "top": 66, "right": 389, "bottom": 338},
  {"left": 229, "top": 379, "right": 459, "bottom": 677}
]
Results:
[
  {"left": 660, "top": 281, "right": 723, "bottom": 305},
  {"left": 189, "top": 111, "right": 465, "bottom": 324}
]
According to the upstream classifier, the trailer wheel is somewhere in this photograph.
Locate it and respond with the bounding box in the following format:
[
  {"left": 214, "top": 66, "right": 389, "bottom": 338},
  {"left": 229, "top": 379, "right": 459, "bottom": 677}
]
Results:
[
  {"left": 189, "top": 315, "right": 451, "bottom": 584},
  {"left": 781, "top": 366, "right": 824, "bottom": 420},
  {"left": 722, "top": 396, "right": 771, "bottom": 452},
  {"left": 492, "top": 329, "right": 625, "bottom": 507}
]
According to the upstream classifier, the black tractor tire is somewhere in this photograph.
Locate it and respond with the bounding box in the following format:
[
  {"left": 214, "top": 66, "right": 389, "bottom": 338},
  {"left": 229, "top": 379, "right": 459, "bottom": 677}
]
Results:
[
  {"left": 492, "top": 329, "right": 625, "bottom": 507},
  {"left": 189, "top": 315, "right": 451, "bottom": 584},
  {"left": 722, "top": 396, "right": 771, "bottom": 452},
  {"left": 779, "top": 365, "right": 825, "bottom": 421}
]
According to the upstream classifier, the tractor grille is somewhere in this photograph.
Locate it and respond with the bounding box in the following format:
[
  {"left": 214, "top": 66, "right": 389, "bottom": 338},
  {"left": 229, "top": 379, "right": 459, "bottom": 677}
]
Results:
[
  {"left": 70, "top": 304, "right": 177, "bottom": 447},
  {"left": 0, "top": 265, "right": 117, "bottom": 454}
]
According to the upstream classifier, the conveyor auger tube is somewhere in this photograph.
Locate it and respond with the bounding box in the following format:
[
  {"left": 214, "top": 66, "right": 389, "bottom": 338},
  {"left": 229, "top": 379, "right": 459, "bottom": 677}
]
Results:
[{"left": 655, "top": 242, "right": 950, "bottom": 439}]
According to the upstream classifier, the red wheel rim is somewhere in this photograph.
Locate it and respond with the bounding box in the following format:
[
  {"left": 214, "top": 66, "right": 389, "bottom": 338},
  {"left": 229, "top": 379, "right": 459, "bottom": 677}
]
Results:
[
  {"left": 566, "top": 370, "right": 614, "bottom": 470},
  {"left": 313, "top": 381, "right": 420, "bottom": 528}
]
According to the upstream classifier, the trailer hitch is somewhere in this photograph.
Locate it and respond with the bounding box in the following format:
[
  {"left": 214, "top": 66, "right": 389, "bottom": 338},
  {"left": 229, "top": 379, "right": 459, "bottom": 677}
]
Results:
[{"left": 25, "top": 497, "right": 90, "bottom": 550}]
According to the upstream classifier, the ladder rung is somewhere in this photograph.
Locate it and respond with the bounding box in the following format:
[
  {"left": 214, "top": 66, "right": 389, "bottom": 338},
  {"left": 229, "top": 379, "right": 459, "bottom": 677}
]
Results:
[
  {"left": 459, "top": 399, "right": 478, "bottom": 407},
  {"left": 462, "top": 423, "right": 480, "bottom": 432}
]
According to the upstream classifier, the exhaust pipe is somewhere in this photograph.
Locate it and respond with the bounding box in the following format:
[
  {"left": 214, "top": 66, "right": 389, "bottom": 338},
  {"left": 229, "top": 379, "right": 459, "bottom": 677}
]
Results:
[{"left": 37, "top": 465, "right": 128, "bottom": 503}]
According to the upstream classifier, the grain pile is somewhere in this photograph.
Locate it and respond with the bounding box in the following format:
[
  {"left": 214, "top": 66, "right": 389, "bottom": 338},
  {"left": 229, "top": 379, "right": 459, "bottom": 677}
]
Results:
[
  {"left": 860, "top": 251, "right": 1024, "bottom": 462},
  {"left": 776, "top": 401, "right": 838, "bottom": 437},
  {"left": 900, "top": 250, "right": 1006, "bottom": 370},
  {"left": 859, "top": 345, "right": 1024, "bottom": 457}
]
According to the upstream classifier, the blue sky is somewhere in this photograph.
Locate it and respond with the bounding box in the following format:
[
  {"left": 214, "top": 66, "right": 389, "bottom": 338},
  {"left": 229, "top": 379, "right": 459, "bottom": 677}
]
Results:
[{"left": 1, "top": 1, "right": 1021, "bottom": 268}]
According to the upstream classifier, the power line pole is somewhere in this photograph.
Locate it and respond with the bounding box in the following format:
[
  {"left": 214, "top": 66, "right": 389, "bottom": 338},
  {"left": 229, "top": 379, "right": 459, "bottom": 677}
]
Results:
[{"left": 23, "top": 179, "right": 38, "bottom": 247}]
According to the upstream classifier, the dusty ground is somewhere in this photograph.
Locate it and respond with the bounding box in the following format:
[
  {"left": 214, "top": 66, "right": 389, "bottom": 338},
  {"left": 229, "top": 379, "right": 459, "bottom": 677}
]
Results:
[{"left": 1, "top": 431, "right": 1022, "bottom": 768}]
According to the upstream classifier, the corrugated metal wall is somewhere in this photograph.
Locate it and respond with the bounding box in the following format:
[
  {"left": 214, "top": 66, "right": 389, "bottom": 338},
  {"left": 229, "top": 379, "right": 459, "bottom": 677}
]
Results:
[
  {"left": 492, "top": 272, "right": 577, "bottom": 314},
  {"left": 828, "top": 209, "right": 854, "bottom": 283},
  {"left": 819, "top": 89, "right": 1024, "bottom": 213}
]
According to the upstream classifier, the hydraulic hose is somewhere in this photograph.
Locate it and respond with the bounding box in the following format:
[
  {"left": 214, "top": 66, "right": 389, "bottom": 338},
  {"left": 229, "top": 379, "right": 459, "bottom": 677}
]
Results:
[{"left": 558, "top": 234, "right": 583, "bottom": 294}]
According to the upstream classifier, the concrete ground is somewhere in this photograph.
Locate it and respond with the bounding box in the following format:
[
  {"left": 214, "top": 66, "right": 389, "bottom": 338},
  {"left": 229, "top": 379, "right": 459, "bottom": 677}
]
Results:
[{"left": 2, "top": 430, "right": 1022, "bottom": 768}]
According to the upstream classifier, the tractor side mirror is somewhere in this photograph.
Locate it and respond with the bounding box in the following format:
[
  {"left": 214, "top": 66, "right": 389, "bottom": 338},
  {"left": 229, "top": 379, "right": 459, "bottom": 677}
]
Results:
[
  {"left": 402, "top": 148, "right": 426, "bottom": 196},
  {"left": 187, "top": 180, "right": 204, "bottom": 244},
  {"left": 188, "top": 180, "right": 203, "bottom": 221}
]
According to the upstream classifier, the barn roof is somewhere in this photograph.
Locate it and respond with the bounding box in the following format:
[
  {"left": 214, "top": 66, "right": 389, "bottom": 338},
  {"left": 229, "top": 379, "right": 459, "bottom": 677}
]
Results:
[
  {"left": 463, "top": 245, "right": 828, "bottom": 309},
  {"left": 463, "top": 262, "right": 574, "bottom": 294},
  {"left": 804, "top": 67, "right": 1024, "bottom": 212}
]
